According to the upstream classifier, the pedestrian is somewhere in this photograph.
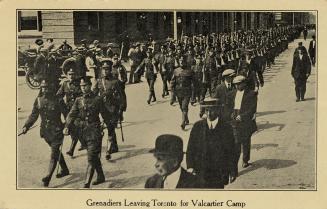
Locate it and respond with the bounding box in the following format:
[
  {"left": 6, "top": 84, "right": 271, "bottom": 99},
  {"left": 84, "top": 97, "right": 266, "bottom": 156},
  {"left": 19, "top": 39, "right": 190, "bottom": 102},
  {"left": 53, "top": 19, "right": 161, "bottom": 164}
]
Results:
[
  {"left": 63, "top": 76, "right": 106, "bottom": 188},
  {"left": 291, "top": 48, "right": 311, "bottom": 102},
  {"left": 145, "top": 134, "right": 203, "bottom": 189},
  {"left": 308, "top": 35, "right": 316, "bottom": 66},
  {"left": 170, "top": 55, "right": 195, "bottom": 130},
  {"left": 186, "top": 97, "right": 237, "bottom": 189},
  {"left": 231, "top": 75, "right": 257, "bottom": 170},
  {"left": 22, "top": 80, "right": 70, "bottom": 187}
]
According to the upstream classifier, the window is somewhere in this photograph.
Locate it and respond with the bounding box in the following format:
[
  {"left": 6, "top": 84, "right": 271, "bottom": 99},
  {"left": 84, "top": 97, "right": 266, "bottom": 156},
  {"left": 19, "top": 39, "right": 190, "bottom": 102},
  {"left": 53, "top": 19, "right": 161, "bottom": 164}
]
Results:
[
  {"left": 18, "top": 11, "right": 42, "bottom": 32},
  {"left": 88, "top": 12, "right": 100, "bottom": 31}
]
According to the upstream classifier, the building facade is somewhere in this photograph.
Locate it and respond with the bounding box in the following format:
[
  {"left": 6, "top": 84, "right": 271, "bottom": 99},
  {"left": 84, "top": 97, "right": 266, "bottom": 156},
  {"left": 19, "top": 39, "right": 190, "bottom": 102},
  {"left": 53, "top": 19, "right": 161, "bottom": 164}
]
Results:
[{"left": 17, "top": 11, "right": 315, "bottom": 48}]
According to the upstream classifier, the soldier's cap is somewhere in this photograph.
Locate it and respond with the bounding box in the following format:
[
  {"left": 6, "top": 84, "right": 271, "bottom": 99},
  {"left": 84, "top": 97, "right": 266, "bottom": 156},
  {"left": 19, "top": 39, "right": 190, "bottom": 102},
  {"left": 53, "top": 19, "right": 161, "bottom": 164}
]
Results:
[
  {"left": 81, "top": 39, "right": 87, "bottom": 43},
  {"left": 107, "top": 43, "right": 114, "bottom": 47},
  {"left": 67, "top": 69, "right": 75, "bottom": 75},
  {"left": 147, "top": 47, "right": 154, "bottom": 52},
  {"left": 93, "top": 40, "right": 99, "bottom": 44},
  {"left": 72, "top": 50, "right": 79, "bottom": 55},
  {"left": 76, "top": 46, "right": 86, "bottom": 52},
  {"left": 222, "top": 69, "right": 236, "bottom": 77},
  {"left": 40, "top": 80, "right": 49, "bottom": 87},
  {"left": 135, "top": 42, "right": 141, "bottom": 46},
  {"left": 35, "top": 39, "right": 44, "bottom": 46},
  {"left": 233, "top": 75, "right": 246, "bottom": 84},
  {"left": 102, "top": 61, "right": 113, "bottom": 69},
  {"left": 39, "top": 48, "right": 47, "bottom": 53},
  {"left": 49, "top": 48, "right": 57, "bottom": 54},
  {"left": 112, "top": 53, "right": 119, "bottom": 59},
  {"left": 149, "top": 134, "right": 184, "bottom": 157},
  {"left": 80, "top": 76, "right": 93, "bottom": 86},
  {"left": 200, "top": 97, "right": 221, "bottom": 108},
  {"left": 89, "top": 44, "right": 96, "bottom": 50}
]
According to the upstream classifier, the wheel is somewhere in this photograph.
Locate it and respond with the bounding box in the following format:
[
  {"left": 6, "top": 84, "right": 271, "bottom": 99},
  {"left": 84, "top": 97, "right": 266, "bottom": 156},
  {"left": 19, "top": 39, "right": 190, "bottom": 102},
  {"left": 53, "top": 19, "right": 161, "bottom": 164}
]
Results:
[{"left": 25, "top": 70, "right": 41, "bottom": 89}]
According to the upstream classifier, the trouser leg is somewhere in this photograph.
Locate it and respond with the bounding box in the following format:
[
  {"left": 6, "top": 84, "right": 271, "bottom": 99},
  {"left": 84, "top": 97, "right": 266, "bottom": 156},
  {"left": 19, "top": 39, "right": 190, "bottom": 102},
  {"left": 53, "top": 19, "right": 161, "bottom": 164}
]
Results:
[
  {"left": 300, "top": 80, "right": 307, "bottom": 100},
  {"left": 92, "top": 158, "right": 105, "bottom": 185},
  {"left": 295, "top": 80, "right": 300, "bottom": 100},
  {"left": 43, "top": 143, "right": 60, "bottom": 187},
  {"left": 242, "top": 136, "right": 251, "bottom": 163}
]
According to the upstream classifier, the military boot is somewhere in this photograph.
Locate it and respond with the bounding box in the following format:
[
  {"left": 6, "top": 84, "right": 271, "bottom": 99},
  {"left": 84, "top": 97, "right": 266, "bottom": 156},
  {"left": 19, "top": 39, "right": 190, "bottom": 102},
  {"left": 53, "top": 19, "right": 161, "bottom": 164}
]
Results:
[
  {"left": 92, "top": 162, "right": 105, "bottom": 185},
  {"left": 42, "top": 158, "right": 57, "bottom": 187},
  {"left": 56, "top": 154, "right": 70, "bottom": 178},
  {"left": 152, "top": 91, "right": 156, "bottom": 102},
  {"left": 83, "top": 165, "right": 95, "bottom": 188},
  {"left": 66, "top": 139, "right": 78, "bottom": 157}
]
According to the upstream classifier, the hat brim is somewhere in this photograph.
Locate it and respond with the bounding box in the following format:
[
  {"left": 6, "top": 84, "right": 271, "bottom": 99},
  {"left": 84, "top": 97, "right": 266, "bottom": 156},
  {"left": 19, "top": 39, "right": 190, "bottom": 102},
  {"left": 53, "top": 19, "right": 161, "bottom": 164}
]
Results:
[{"left": 149, "top": 149, "right": 185, "bottom": 155}]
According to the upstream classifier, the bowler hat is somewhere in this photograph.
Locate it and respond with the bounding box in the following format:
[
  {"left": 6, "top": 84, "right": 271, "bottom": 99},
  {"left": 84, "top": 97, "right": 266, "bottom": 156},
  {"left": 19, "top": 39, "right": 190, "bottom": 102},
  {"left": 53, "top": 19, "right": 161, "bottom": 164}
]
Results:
[
  {"left": 35, "top": 39, "right": 44, "bottom": 46},
  {"left": 150, "top": 134, "right": 184, "bottom": 157}
]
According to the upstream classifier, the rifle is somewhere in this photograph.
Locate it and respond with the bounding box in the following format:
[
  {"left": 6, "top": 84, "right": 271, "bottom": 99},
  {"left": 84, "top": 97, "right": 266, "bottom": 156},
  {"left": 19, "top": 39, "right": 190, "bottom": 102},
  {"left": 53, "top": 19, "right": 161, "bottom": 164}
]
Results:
[{"left": 18, "top": 125, "right": 38, "bottom": 136}]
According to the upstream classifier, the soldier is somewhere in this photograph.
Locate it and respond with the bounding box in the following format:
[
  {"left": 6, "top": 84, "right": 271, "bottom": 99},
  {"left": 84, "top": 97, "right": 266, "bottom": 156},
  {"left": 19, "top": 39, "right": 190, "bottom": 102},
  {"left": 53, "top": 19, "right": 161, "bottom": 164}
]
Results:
[
  {"left": 94, "top": 61, "right": 124, "bottom": 160},
  {"left": 63, "top": 76, "right": 106, "bottom": 188},
  {"left": 128, "top": 43, "right": 142, "bottom": 84},
  {"left": 154, "top": 45, "right": 169, "bottom": 98},
  {"left": 56, "top": 69, "right": 86, "bottom": 157},
  {"left": 33, "top": 48, "right": 48, "bottom": 82},
  {"left": 163, "top": 46, "right": 177, "bottom": 105},
  {"left": 170, "top": 55, "right": 195, "bottom": 130},
  {"left": 191, "top": 54, "right": 204, "bottom": 105},
  {"left": 204, "top": 47, "right": 220, "bottom": 96},
  {"left": 112, "top": 53, "right": 128, "bottom": 120},
  {"left": 22, "top": 80, "right": 70, "bottom": 187},
  {"left": 137, "top": 48, "right": 158, "bottom": 104}
]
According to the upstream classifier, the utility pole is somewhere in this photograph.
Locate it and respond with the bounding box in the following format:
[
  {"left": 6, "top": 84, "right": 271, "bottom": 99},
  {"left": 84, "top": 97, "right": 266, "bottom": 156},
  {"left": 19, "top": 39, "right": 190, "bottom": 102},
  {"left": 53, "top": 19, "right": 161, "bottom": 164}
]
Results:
[{"left": 174, "top": 11, "right": 178, "bottom": 40}]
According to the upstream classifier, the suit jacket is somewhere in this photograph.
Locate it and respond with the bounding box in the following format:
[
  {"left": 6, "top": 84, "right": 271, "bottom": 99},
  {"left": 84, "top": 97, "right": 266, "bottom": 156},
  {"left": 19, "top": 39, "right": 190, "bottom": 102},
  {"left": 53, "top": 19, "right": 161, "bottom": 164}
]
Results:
[
  {"left": 186, "top": 119, "right": 237, "bottom": 185},
  {"left": 308, "top": 40, "right": 316, "bottom": 57},
  {"left": 145, "top": 168, "right": 203, "bottom": 189},
  {"left": 213, "top": 83, "right": 235, "bottom": 121},
  {"left": 232, "top": 88, "right": 258, "bottom": 137},
  {"left": 291, "top": 54, "right": 311, "bottom": 80}
]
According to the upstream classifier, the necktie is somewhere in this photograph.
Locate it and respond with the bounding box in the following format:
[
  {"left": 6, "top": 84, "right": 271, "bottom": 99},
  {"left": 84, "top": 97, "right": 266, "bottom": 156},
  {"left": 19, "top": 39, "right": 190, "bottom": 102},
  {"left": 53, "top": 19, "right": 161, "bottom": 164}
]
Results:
[{"left": 210, "top": 123, "right": 213, "bottom": 130}]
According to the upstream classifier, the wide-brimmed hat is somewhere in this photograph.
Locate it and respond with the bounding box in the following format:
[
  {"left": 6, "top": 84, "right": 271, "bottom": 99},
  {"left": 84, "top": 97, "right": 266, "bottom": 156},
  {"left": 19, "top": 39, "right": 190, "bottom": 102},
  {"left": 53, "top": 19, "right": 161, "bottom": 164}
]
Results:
[
  {"left": 222, "top": 69, "right": 236, "bottom": 77},
  {"left": 233, "top": 75, "right": 246, "bottom": 84},
  {"left": 200, "top": 97, "right": 221, "bottom": 108}
]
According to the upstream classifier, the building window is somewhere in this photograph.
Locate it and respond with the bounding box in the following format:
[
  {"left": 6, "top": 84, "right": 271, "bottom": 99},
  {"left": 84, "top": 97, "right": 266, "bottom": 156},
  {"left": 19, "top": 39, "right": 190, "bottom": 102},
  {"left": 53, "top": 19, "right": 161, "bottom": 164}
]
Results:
[
  {"left": 88, "top": 12, "right": 100, "bottom": 31},
  {"left": 18, "top": 11, "right": 42, "bottom": 32}
]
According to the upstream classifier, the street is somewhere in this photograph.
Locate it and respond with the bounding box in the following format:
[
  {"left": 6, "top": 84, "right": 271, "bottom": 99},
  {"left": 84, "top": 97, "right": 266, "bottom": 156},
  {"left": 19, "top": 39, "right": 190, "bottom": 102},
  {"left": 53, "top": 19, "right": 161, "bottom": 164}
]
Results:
[{"left": 17, "top": 32, "right": 316, "bottom": 190}]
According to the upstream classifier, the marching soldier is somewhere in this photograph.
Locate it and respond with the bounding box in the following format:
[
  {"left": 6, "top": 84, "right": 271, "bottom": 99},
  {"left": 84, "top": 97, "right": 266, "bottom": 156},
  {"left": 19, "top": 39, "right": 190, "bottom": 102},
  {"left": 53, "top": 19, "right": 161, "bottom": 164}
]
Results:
[
  {"left": 154, "top": 45, "right": 169, "bottom": 98},
  {"left": 204, "top": 47, "right": 220, "bottom": 96},
  {"left": 163, "top": 46, "right": 177, "bottom": 105},
  {"left": 56, "top": 69, "right": 86, "bottom": 157},
  {"left": 22, "top": 80, "right": 70, "bottom": 187},
  {"left": 94, "top": 61, "right": 124, "bottom": 160},
  {"left": 63, "top": 76, "right": 106, "bottom": 188},
  {"left": 170, "top": 55, "right": 195, "bottom": 130},
  {"left": 137, "top": 48, "right": 158, "bottom": 104},
  {"left": 191, "top": 54, "right": 204, "bottom": 105},
  {"left": 112, "top": 53, "right": 128, "bottom": 120}
]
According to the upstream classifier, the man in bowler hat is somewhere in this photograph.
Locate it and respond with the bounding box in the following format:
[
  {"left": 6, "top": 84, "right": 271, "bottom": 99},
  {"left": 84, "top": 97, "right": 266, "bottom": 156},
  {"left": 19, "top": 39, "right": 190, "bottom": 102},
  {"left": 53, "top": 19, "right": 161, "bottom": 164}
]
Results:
[{"left": 145, "top": 134, "right": 203, "bottom": 189}]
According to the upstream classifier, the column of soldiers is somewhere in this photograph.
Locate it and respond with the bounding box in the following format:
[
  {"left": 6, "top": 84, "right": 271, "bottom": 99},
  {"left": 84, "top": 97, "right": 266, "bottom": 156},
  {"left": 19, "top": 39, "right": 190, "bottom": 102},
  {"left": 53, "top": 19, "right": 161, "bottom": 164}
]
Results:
[
  {"left": 22, "top": 40, "right": 128, "bottom": 188},
  {"left": 21, "top": 23, "right": 305, "bottom": 188}
]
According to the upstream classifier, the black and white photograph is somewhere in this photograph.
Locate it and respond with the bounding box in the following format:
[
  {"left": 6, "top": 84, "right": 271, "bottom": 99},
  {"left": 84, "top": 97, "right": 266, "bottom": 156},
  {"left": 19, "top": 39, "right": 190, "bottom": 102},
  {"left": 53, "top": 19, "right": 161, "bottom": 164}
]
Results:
[{"left": 16, "top": 10, "right": 317, "bottom": 190}]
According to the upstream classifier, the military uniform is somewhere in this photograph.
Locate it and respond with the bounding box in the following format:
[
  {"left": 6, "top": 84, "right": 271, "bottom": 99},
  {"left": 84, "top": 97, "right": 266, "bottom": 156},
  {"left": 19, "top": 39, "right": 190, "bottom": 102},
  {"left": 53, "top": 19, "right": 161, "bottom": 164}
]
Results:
[
  {"left": 56, "top": 71, "right": 85, "bottom": 157},
  {"left": 65, "top": 78, "right": 106, "bottom": 188},
  {"left": 23, "top": 81, "right": 69, "bottom": 187},
  {"left": 112, "top": 56, "right": 128, "bottom": 117},
  {"left": 154, "top": 47, "right": 169, "bottom": 97},
  {"left": 170, "top": 57, "right": 195, "bottom": 130},
  {"left": 95, "top": 75, "right": 123, "bottom": 160}
]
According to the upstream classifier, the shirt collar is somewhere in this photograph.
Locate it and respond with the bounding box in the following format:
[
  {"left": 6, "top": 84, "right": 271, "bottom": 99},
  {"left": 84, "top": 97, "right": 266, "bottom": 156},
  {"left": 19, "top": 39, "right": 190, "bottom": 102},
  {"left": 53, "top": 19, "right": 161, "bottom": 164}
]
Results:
[
  {"left": 163, "top": 167, "right": 182, "bottom": 189},
  {"left": 207, "top": 117, "right": 219, "bottom": 129}
]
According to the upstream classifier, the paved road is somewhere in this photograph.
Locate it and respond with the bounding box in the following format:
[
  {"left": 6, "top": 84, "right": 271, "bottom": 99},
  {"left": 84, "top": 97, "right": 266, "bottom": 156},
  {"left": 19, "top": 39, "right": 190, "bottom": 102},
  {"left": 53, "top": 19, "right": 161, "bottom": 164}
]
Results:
[{"left": 17, "top": 31, "right": 316, "bottom": 189}]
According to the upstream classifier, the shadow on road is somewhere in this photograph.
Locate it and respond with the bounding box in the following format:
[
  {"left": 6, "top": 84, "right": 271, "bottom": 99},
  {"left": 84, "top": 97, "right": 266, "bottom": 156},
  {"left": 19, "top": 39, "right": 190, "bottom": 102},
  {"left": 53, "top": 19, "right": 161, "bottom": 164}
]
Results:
[
  {"left": 256, "top": 110, "right": 286, "bottom": 117},
  {"left": 303, "top": 97, "right": 315, "bottom": 101},
  {"left": 122, "top": 119, "right": 162, "bottom": 128},
  {"left": 109, "top": 148, "right": 152, "bottom": 162},
  {"left": 251, "top": 143, "right": 279, "bottom": 151},
  {"left": 256, "top": 121, "right": 285, "bottom": 132},
  {"left": 238, "top": 159, "right": 297, "bottom": 177},
  {"left": 53, "top": 169, "right": 128, "bottom": 188},
  {"left": 108, "top": 175, "right": 151, "bottom": 188}
]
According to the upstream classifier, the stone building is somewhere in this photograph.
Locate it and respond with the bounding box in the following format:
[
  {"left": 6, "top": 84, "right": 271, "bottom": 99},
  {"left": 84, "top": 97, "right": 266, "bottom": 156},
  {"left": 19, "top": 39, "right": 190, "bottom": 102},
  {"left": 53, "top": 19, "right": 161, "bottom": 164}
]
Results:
[{"left": 17, "top": 10, "right": 314, "bottom": 47}]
